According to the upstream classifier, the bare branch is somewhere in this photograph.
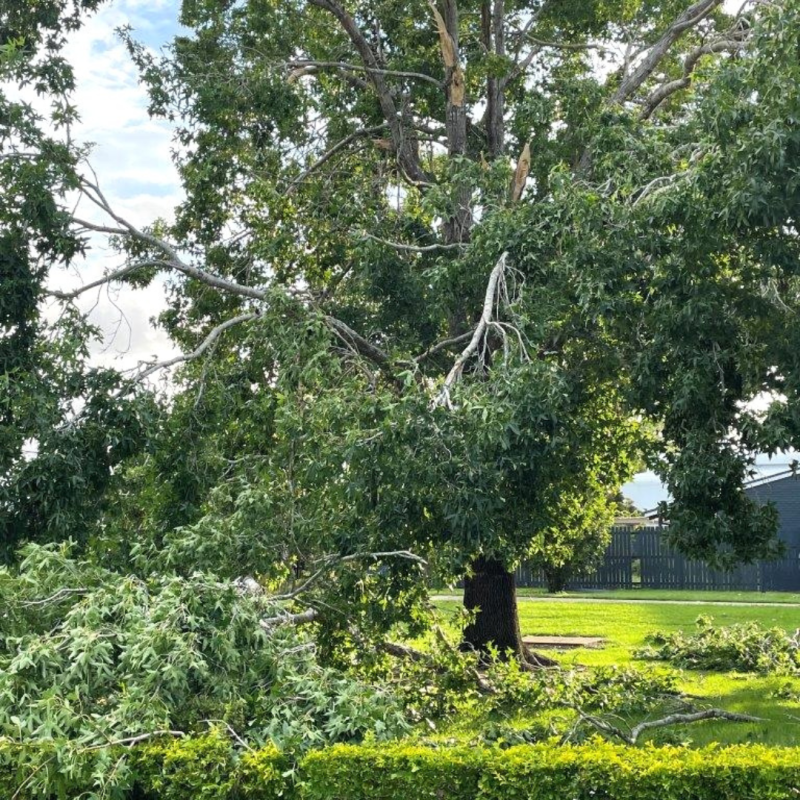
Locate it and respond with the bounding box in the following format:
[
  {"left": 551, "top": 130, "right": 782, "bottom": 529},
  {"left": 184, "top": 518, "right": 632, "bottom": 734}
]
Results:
[
  {"left": 273, "top": 550, "right": 427, "bottom": 601},
  {"left": 83, "top": 731, "right": 185, "bottom": 750},
  {"left": 47, "top": 262, "right": 149, "bottom": 300},
  {"left": 573, "top": 707, "right": 763, "bottom": 745},
  {"left": 286, "top": 124, "right": 388, "bottom": 194},
  {"left": 413, "top": 330, "right": 474, "bottom": 363},
  {"left": 381, "top": 641, "right": 430, "bottom": 661},
  {"left": 628, "top": 708, "right": 762, "bottom": 743},
  {"left": 131, "top": 313, "right": 260, "bottom": 383},
  {"left": 325, "top": 316, "right": 392, "bottom": 369},
  {"left": 20, "top": 588, "right": 88, "bottom": 607},
  {"left": 433, "top": 252, "right": 508, "bottom": 408},
  {"left": 287, "top": 59, "right": 442, "bottom": 88},
  {"left": 259, "top": 607, "right": 318, "bottom": 630},
  {"left": 362, "top": 231, "right": 466, "bottom": 253},
  {"left": 640, "top": 37, "right": 746, "bottom": 118}
]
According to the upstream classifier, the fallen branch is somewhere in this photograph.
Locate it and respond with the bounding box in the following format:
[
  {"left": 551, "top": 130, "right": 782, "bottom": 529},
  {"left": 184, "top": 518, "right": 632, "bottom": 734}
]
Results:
[
  {"left": 574, "top": 706, "right": 763, "bottom": 745},
  {"left": 259, "top": 608, "right": 318, "bottom": 630},
  {"left": 20, "top": 588, "right": 88, "bottom": 607},
  {"left": 82, "top": 730, "right": 186, "bottom": 750}
]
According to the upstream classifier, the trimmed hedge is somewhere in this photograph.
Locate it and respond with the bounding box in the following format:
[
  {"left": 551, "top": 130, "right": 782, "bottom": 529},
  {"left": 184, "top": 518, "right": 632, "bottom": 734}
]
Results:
[
  {"left": 299, "top": 742, "right": 800, "bottom": 800},
  {"left": 4, "top": 737, "right": 800, "bottom": 799}
]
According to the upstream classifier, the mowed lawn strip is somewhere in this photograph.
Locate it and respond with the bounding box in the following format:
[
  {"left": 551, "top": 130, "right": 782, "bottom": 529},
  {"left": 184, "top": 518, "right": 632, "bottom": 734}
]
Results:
[
  {"left": 433, "top": 587, "right": 800, "bottom": 604},
  {"left": 434, "top": 599, "right": 800, "bottom": 746}
]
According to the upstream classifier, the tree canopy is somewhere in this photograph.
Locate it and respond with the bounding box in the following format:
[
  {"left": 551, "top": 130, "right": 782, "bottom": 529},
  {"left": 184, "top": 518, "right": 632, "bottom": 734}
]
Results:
[{"left": 3, "top": 0, "right": 800, "bottom": 765}]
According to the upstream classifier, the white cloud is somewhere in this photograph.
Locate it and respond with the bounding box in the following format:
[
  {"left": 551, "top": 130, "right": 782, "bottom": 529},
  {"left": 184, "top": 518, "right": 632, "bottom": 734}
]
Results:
[{"left": 52, "top": 1, "right": 184, "bottom": 371}]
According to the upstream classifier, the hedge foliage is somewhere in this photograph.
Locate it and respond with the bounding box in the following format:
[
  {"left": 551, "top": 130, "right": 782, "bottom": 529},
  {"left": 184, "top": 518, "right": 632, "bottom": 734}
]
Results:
[{"left": 6, "top": 735, "right": 799, "bottom": 800}]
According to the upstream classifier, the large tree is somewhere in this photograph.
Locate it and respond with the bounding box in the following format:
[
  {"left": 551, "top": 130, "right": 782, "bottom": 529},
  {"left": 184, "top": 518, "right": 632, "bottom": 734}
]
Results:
[{"left": 5, "top": 0, "right": 800, "bottom": 662}]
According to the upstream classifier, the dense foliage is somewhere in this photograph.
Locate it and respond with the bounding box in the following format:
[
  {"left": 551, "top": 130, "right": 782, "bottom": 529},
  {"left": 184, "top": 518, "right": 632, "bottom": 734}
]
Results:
[{"left": 6, "top": 734, "right": 800, "bottom": 800}]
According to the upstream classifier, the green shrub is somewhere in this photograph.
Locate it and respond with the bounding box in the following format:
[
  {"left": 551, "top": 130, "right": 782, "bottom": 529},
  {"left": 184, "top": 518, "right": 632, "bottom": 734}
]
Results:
[
  {"left": 132, "top": 731, "right": 238, "bottom": 800},
  {"left": 299, "top": 741, "right": 800, "bottom": 800},
  {"left": 300, "top": 744, "right": 484, "bottom": 800},
  {"left": 4, "top": 736, "right": 800, "bottom": 799},
  {"left": 638, "top": 615, "right": 800, "bottom": 674},
  {"left": 482, "top": 742, "right": 800, "bottom": 800}
]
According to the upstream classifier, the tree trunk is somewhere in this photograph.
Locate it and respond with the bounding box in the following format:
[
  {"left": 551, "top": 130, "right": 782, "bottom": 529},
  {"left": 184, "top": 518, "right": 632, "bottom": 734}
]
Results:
[
  {"left": 543, "top": 565, "right": 570, "bottom": 594},
  {"left": 462, "top": 557, "right": 557, "bottom": 667}
]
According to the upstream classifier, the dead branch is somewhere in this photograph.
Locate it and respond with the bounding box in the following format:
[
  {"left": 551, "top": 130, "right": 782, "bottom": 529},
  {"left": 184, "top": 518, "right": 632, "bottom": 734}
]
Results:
[
  {"left": 287, "top": 59, "right": 442, "bottom": 88},
  {"left": 573, "top": 707, "right": 763, "bottom": 745},
  {"left": 286, "top": 124, "right": 388, "bottom": 194},
  {"left": 433, "top": 252, "right": 508, "bottom": 408},
  {"left": 362, "top": 231, "right": 466, "bottom": 253}
]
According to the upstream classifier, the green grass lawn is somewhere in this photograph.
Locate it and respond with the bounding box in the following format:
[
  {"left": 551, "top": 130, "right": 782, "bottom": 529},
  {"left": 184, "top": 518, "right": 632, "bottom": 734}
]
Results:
[
  {"left": 433, "top": 587, "right": 800, "bottom": 604},
  {"left": 434, "top": 599, "right": 800, "bottom": 746}
]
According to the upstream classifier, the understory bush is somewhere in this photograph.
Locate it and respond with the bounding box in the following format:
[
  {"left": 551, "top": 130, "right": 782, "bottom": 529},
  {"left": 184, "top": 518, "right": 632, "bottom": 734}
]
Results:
[
  {"left": 7, "top": 736, "right": 798, "bottom": 800},
  {"left": 638, "top": 615, "right": 800, "bottom": 674}
]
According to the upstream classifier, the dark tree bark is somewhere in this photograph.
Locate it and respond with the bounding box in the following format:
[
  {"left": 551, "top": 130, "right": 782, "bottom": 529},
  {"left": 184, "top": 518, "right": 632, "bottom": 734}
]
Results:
[
  {"left": 543, "top": 565, "right": 570, "bottom": 594},
  {"left": 462, "top": 557, "right": 557, "bottom": 667}
]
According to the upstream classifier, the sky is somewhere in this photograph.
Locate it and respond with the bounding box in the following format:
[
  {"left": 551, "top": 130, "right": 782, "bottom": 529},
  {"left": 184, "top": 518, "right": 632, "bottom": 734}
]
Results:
[
  {"left": 51, "top": 0, "right": 795, "bottom": 508},
  {"left": 48, "top": 0, "right": 184, "bottom": 374}
]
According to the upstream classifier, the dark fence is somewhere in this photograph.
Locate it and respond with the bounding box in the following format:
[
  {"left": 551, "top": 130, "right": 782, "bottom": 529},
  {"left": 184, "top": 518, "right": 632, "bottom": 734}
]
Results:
[{"left": 515, "top": 526, "right": 800, "bottom": 592}]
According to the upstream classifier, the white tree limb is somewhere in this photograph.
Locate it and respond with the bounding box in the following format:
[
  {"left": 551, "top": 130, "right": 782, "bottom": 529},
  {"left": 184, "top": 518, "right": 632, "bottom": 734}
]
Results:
[
  {"left": 362, "top": 231, "right": 466, "bottom": 253},
  {"left": 259, "top": 608, "right": 319, "bottom": 630},
  {"left": 574, "top": 707, "right": 763, "bottom": 745},
  {"left": 433, "top": 252, "right": 508, "bottom": 408},
  {"left": 130, "top": 313, "right": 260, "bottom": 383}
]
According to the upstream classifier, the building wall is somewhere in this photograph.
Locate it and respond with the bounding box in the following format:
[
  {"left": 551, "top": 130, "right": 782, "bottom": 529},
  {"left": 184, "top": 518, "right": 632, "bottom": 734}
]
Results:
[{"left": 746, "top": 473, "right": 800, "bottom": 548}]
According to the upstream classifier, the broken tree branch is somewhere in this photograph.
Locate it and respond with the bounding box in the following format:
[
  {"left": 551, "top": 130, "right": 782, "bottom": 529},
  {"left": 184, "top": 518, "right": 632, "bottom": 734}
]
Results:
[
  {"left": 573, "top": 707, "right": 763, "bottom": 745},
  {"left": 433, "top": 252, "right": 508, "bottom": 408},
  {"left": 259, "top": 608, "right": 319, "bottom": 630}
]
